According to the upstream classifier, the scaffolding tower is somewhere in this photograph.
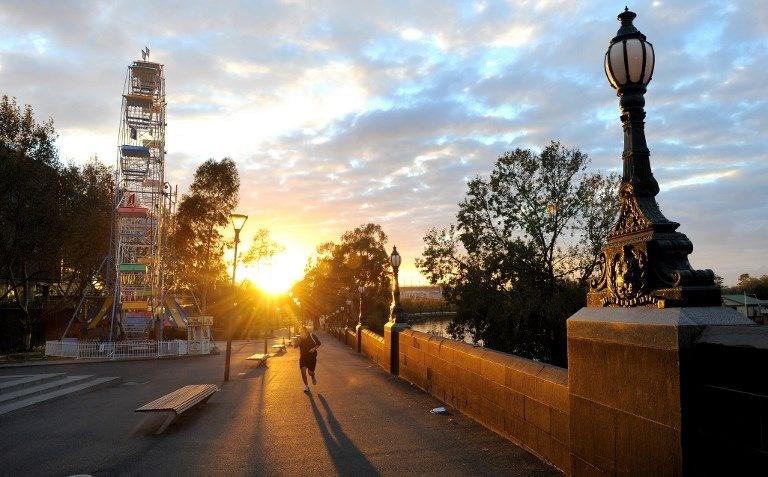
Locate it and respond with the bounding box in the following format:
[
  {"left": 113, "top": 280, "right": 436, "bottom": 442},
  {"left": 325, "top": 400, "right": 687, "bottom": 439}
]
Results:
[{"left": 111, "top": 52, "right": 167, "bottom": 340}]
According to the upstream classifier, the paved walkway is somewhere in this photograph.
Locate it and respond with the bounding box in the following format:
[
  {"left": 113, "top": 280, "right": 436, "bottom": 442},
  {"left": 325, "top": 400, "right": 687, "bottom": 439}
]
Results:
[{"left": 0, "top": 332, "right": 561, "bottom": 476}]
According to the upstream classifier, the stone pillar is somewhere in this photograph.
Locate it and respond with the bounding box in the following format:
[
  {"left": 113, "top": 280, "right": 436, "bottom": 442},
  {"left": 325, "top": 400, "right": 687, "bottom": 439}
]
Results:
[
  {"left": 355, "top": 323, "right": 365, "bottom": 353},
  {"left": 383, "top": 321, "right": 410, "bottom": 375},
  {"left": 567, "top": 307, "right": 753, "bottom": 476}
]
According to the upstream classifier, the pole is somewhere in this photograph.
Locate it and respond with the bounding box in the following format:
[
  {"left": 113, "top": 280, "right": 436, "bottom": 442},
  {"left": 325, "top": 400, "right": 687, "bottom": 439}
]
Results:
[
  {"left": 744, "top": 291, "right": 749, "bottom": 319},
  {"left": 224, "top": 229, "right": 240, "bottom": 382},
  {"left": 392, "top": 265, "right": 404, "bottom": 323}
]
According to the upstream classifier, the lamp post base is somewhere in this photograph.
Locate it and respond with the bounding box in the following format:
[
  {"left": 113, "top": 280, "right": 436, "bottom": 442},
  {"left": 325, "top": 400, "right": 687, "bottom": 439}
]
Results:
[{"left": 384, "top": 320, "right": 410, "bottom": 375}]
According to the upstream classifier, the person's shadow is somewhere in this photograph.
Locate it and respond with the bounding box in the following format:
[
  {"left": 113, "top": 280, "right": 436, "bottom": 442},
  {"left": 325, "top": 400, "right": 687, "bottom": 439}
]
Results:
[{"left": 308, "top": 393, "right": 380, "bottom": 476}]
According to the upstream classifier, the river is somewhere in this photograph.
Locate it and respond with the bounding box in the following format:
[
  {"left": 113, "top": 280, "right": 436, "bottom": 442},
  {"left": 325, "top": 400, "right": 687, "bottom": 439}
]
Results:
[{"left": 408, "top": 315, "right": 480, "bottom": 346}]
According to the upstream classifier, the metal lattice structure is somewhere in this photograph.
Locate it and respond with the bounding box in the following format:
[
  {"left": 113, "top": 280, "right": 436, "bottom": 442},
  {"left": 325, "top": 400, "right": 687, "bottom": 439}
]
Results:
[{"left": 111, "top": 52, "right": 167, "bottom": 340}]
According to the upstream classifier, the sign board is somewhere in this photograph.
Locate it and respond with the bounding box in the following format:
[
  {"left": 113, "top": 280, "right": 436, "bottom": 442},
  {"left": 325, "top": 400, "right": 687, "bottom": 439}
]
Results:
[{"left": 188, "top": 316, "right": 213, "bottom": 326}]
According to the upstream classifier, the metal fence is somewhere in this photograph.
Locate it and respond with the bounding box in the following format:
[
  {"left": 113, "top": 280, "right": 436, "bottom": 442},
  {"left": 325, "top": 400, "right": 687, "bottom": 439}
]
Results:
[{"left": 45, "top": 339, "right": 192, "bottom": 360}]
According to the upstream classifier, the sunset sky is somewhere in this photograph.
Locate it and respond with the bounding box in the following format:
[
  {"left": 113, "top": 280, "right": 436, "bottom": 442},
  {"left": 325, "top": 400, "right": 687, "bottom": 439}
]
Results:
[{"left": 1, "top": 0, "right": 766, "bottom": 291}]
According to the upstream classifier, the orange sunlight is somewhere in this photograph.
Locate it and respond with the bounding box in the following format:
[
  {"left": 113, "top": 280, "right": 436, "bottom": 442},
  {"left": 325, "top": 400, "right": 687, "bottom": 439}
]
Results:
[{"left": 239, "top": 250, "right": 307, "bottom": 295}]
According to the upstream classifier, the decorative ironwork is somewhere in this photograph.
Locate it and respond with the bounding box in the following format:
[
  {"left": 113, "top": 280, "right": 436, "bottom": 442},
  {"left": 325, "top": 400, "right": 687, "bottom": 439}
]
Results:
[{"left": 588, "top": 9, "right": 720, "bottom": 308}]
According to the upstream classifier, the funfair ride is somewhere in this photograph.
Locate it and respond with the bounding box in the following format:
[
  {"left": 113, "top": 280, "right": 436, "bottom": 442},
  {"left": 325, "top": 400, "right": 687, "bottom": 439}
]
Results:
[{"left": 111, "top": 49, "right": 168, "bottom": 340}]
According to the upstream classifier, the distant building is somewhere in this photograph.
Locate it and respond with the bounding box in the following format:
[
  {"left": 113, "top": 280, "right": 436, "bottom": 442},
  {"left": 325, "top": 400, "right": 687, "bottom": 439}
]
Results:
[
  {"left": 722, "top": 294, "right": 768, "bottom": 325},
  {"left": 400, "top": 286, "right": 442, "bottom": 300}
]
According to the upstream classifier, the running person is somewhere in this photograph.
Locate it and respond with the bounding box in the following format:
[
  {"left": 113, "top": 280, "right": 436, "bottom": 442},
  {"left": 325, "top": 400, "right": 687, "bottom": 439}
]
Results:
[{"left": 298, "top": 325, "right": 321, "bottom": 393}]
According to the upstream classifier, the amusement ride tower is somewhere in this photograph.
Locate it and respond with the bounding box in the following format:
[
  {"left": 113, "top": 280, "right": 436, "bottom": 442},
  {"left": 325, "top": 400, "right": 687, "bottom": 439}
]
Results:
[{"left": 110, "top": 49, "right": 167, "bottom": 340}]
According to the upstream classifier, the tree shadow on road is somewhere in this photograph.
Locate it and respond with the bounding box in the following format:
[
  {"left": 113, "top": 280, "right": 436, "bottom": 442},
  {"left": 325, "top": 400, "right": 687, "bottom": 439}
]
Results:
[{"left": 308, "top": 393, "right": 380, "bottom": 476}]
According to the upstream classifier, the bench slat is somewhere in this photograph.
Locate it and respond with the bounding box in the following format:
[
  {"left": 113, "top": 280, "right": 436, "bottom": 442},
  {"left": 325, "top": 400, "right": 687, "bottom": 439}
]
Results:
[{"left": 136, "top": 384, "right": 218, "bottom": 414}]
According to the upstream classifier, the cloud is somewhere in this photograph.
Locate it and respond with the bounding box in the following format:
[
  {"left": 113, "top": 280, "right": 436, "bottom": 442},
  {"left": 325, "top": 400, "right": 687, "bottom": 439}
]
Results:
[{"left": 1, "top": 0, "right": 766, "bottom": 286}]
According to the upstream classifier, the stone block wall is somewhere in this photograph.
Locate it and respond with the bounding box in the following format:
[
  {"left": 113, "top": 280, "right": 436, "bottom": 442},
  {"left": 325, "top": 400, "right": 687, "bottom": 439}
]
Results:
[
  {"left": 325, "top": 307, "right": 759, "bottom": 476},
  {"left": 360, "top": 329, "right": 385, "bottom": 367},
  {"left": 396, "top": 329, "right": 569, "bottom": 473},
  {"left": 345, "top": 329, "right": 357, "bottom": 350}
]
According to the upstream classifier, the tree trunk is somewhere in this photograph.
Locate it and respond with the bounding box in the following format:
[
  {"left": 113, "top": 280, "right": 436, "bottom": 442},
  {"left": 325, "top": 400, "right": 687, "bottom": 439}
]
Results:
[{"left": 22, "top": 332, "right": 32, "bottom": 351}]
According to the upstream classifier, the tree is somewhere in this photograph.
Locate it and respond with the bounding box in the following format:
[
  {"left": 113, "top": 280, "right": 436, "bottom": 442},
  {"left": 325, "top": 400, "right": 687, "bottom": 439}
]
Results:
[
  {"left": 294, "top": 223, "right": 393, "bottom": 333},
  {"left": 0, "top": 96, "right": 63, "bottom": 348},
  {"left": 416, "top": 141, "right": 619, "bottom": 366},
  {"left": 0, "top": 97, "right": 113, "bottom": 349},
  {"left": 167, "top": 158, "right": 239, "bottom": 314},
  {"left": 725, "top": 274, "right": 768, "bottom": 299},
  {"left": 242, "top": 228, "right": 284, "bottom": 269}
]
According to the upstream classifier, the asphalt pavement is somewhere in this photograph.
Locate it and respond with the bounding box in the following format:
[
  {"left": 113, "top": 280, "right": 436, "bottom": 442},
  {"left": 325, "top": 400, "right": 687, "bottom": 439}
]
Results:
[{"left": 0, "top": 332, "right": 561, "bottom": 476}]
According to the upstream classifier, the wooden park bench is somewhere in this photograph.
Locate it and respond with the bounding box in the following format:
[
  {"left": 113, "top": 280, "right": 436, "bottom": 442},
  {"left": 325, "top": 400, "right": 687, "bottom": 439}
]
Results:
[
  {"left": 246, "top": 353, "right": 268, "bottom": 362},
  {"left": 135, "top": 384, "right": 218, "bottom": 434},
  {"left": 271, "top": 343, "right": 286, "bottom": 353},
  {"left": 246, "top": 353, "right": 269, "bottom": 368}
]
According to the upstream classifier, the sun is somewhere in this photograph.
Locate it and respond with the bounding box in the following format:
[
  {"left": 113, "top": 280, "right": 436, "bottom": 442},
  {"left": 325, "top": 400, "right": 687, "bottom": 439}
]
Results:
[{"left": 239, "top": 251, "right": 306, "bottom": 295}]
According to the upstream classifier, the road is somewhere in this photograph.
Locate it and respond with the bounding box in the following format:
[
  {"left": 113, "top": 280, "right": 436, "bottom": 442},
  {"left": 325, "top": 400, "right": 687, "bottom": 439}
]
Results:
[{"left": 0, "top": 332, "right": 561, "bottom": 476}]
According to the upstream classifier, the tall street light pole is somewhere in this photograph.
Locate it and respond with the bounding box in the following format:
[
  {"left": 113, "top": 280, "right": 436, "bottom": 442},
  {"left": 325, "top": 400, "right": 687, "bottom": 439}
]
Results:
[
  {"left": 224, "top": 213, "right": 247, "bottom": 382},
  {"left": 588, "top": 8, "right": 719, "bottom": 309},
  {"left": 358, "top": 285, "right": 364, "bottom": 326}
]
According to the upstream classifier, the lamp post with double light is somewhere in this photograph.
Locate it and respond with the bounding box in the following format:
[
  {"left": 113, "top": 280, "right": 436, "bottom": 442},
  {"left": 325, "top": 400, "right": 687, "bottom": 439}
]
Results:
[
  {"left": 224, "top": 213, "right": 247, "bottom": 382},
  {"left": 588, "top": 8, "right": 719, "bottom": 308}
]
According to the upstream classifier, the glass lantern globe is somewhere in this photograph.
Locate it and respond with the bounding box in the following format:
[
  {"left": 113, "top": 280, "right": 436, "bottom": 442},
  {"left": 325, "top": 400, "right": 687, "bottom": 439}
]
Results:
[
  {"left": 390, "top": 246, "right": 402, "bottom": 268},
  {"left": 604, "top": 8, "right": 655, "bottom": 90}
]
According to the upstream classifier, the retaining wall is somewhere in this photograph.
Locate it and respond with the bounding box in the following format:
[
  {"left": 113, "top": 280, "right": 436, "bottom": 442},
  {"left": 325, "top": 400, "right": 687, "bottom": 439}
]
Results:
[
  {"left": 345, "top": 329, "right": 357, "bottom": 350},
  {"left": 326, "top": 307, "right": 758, "bottom": 476},
  {"left": 329, "top": 325, "right": 568, "bottom": 473},
  {"left": 397, "top": 329, "right": 569, "bottom": 472},
  {"left": 360, "top": 329, "right": 385, "bottom": 367}
]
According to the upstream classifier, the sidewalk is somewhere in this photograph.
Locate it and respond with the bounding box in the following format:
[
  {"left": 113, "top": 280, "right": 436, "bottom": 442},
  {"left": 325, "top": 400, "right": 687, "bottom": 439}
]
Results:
[{"left": 220, "top": 331, "right": 561, "bottom": 476}]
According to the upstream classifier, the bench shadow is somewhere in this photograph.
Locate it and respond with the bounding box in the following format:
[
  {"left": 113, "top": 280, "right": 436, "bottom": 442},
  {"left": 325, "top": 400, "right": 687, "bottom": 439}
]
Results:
[
  {"left": 241, "top": 365, "right": 268, "bottom": 380},
  {"left": 308, "top": 393, "right": 380, "bottom": 476}
]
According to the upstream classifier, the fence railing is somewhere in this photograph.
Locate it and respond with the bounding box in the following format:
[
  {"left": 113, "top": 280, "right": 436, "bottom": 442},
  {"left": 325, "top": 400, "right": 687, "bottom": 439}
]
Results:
[{"left": 45, "top": 339, "right": 194, "bottom": 360}]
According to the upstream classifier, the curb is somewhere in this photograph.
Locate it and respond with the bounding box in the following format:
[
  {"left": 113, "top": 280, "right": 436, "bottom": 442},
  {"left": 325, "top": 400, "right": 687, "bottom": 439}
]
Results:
[{"left": 0, "top": 353, "right": 217, "bottom": 369}]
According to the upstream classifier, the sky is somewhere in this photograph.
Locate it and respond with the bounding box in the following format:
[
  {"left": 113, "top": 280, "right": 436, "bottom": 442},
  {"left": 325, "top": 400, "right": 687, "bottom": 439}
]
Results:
[{"left": 1, "top": 0, "right": 767, "bottom": 290}]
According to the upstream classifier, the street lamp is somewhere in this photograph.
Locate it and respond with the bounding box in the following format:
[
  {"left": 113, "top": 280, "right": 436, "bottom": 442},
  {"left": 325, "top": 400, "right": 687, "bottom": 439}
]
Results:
[
  {"left": 358, "top": 285, "right": 364, "bottom": 326},
  {"left": 389, "top": 246, "right": 406, "bottom": 323},
  {"left": 588, "top": 8, "right": 719, "bottom": 308},
  {"left": 224, "top": 213, "right": 247, "bottom": 382}
]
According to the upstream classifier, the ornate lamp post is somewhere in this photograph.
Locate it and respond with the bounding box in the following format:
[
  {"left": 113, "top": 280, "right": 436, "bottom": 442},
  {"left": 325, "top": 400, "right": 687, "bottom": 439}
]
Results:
[
  {"left": 389, "top": 246, "right": 406, "bottom": 322},
  {"left": 588, "top": 8, "right": 720, "bottom": 308},
  {"left": 357, "top": 285, "right": 364, "bottom": 326},
  {"left": 224, "top": 213, "right": 247, "bottom": 382}
]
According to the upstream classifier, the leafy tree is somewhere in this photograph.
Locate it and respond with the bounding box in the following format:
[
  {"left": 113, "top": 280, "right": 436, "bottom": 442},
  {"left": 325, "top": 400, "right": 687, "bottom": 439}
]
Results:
[
  {"left": 294, "top": 223, "right": 393, "bottom": 333},
  {"left": 0, "top": 96, "right": 113, "bottom": 349},
  {"left": 0, "top": 97, "right": 60, "bottom": 348},
  {"left": 167, "top": 158, "right": 239, "bottom": 313},
  {"left": 416, "top": 141, "right": 619, "bottom": 366},
  {"left": 724, "top": 274, "right": 768, "bottom": 299},
  {"left": 48, "top": 159, "right": 114, "bottom": 311},
  {"left": 242, "top": 228, "right": 284, "bottom": 269}
]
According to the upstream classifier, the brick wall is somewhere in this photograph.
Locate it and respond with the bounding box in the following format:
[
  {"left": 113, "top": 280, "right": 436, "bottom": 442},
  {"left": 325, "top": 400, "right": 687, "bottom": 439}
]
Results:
[{"left": 396, "top": 329, "right": 569, "bottom": 473}]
